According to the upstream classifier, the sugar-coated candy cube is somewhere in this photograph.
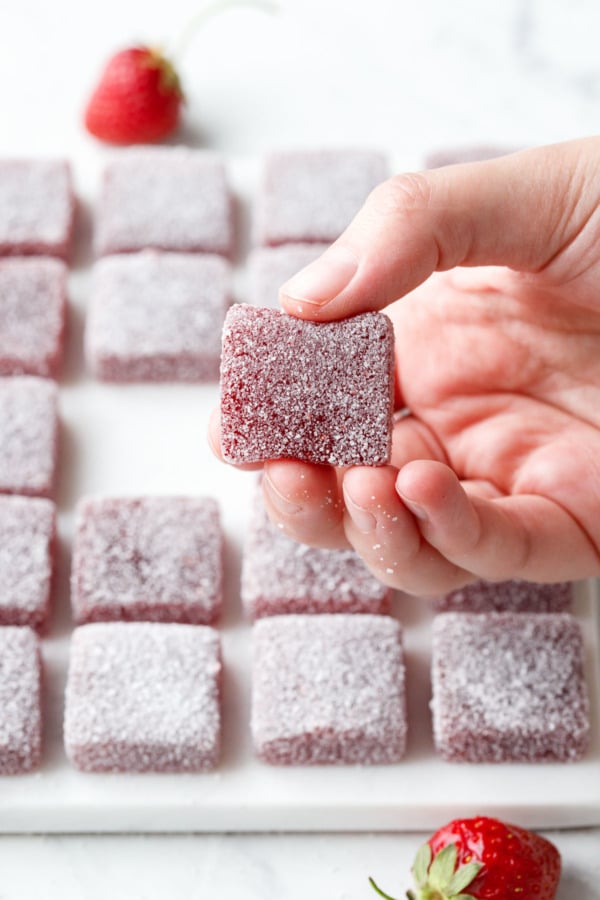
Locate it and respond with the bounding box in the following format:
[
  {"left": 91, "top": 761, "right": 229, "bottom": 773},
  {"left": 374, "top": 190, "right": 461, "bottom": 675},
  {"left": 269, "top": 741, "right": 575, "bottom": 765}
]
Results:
[
  {"left": 71, "top": 496, "right": 223, "bottom": 626},
  {"left": 252, "top": 614, "right": 407, "bottom": 765},
  {"left": 432, "top": 578, "right": 573, "bottom": 614},
  {"left": 96, "top": 149, "right": 233, "bottom": 256},
  {"left": 220, "top": 306, "right": 394, "bottom": 466},
  {"left": 0, "top": 627, "right": 42, "bottom": 774},
  {"left": 246, "top": 243, "right": 330, "bottom": 308},
  {"left": 64, "top": 622, "right": 222, "bottom": 772},
  {"left": 86, "top": 251, "right": 231, "bottom": 382},
  {"left": 0, "top": 495, "right": 56, "bottom": 630},
  {"left": 256, "top": 149, "right": 388, "bottom": 245},
  {"left": 0, "top": 158, "right": 75, "bottom": 259},
  {"left": 242, "top": 491, "right": 390, "bottom": 618},
  {"left": 0, "top": 376, "right": 59, "bottom": 497},
  {"left": 425, "top": 146, "right": 516, "bottom": 168},
  {"left": 0, "top": 257, "right": 67, "bottom": 377},
  {"left": 431, "top": 612, "right": 590, "bottom": 763}
]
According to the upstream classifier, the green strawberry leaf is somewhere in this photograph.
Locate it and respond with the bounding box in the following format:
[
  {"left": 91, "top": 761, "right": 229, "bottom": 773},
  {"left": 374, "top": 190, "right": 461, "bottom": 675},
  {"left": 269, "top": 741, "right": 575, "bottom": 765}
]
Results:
[
  {"left": 445, "top": 862, "right": 483, "bottom": 895},
  {"left": 411, "top": 843, "right": 432, "bottom": 887},
  {"left": 428, "top": 843, "right": 458, "bottom": 891},
  {"left": 368, "top": 876, "right": 399, "bottom": 900}
]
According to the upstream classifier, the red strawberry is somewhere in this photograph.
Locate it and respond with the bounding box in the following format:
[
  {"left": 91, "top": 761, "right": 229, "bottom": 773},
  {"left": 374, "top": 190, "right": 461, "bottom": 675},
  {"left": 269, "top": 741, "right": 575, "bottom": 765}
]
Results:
[
  {"left": 84, "top": 46, "right": 183, "bottom": 144},
  {"left": 369, "top": 816, "right": 561, "bottom": 900}
]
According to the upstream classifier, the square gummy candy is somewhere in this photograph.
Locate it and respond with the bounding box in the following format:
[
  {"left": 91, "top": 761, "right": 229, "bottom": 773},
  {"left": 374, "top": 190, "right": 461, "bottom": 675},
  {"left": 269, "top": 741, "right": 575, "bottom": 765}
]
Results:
[
  {"left": 71, "top": 496, "right": 223, "bottom": 626},
  {"left": 96, "top": 148, "right": 233, "bottom": 257},
  {"left": 241, "top": 490, "right": 390, "bottom": 618},
  {"left": 432, "top": 578, "right": 573, "bottom": 614},
  {"left": 64, "top": 622, "right": 222, "bottom": 772},
  {"left": 220, "top": 306, "right": 395, "bottom": 467},
  {"left": 246, "top": 243, "right": 330, "bottom": 308},
  {"left": 431, "top": 612, "right": 590, "bottom": 763},
  {"left": 0, "top": 627, "right": 42, "bottom": 774},
  {"left": 255, "top": 149, "right": 388, "bottom": 245},
  {"left": 0, "top": 495, "right": 56, "bottom": 631},
  {"left": 0, "top": 158, "right": 75, "bottom": 259},
  {"left": 86, "top": 251, "right": 231, "bottom": 382},
  {"left": 0, "top": 376, "right": 59, "bottom": 497},
  {"left": 251, "top": 614, "right": 407, "bottom": 765},
  {"left": 0, "top": 257, "right": 67, "bottom": 377}
]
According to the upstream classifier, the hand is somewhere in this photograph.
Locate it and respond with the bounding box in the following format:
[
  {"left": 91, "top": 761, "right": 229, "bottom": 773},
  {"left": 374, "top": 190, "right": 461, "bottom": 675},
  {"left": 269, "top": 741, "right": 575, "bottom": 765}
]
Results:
[{"left": 210, "top": 138, "right": 600, "bottom": 594}]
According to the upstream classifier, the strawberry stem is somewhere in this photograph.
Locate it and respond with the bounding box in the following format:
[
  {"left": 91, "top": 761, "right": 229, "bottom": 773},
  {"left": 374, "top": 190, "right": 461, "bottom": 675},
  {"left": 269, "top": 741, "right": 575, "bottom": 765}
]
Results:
[
  {"left": 171, "top": 0, "right": 279, "bottom": 61},
  {"left": 369, "top": 876, "right": 400, "bottom": 900}
]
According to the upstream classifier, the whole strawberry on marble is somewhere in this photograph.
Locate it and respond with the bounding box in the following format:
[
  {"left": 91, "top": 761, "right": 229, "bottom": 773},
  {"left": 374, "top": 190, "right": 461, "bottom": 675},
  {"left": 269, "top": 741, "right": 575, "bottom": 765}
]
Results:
[
  {"left": 370, "top": 816, "right": 561, "bottom": 900},
  {"left": 84, "top": 46, "right": 183, "bottom": 144}
]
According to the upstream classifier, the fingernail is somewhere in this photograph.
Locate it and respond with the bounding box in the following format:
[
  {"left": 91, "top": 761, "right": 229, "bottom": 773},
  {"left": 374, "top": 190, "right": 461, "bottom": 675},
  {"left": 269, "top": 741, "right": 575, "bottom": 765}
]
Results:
[
  {"left": 343, "top": 488, "right": 377, "bottom": 534},
  {"left": 397, "top": 492, "right": 428, "bottom": 521},
  {"left": 280, "top": 246, "right": 358, "bottom": 307},
  {"left": 263, "top": 473, "right": 302, "bottom": 516}
]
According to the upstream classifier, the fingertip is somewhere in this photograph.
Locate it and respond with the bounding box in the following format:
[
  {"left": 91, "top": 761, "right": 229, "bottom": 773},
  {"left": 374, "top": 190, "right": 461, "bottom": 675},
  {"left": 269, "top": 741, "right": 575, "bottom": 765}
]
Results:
[{"left": 278, "top": 244, "right": 359, "bottom": 320}]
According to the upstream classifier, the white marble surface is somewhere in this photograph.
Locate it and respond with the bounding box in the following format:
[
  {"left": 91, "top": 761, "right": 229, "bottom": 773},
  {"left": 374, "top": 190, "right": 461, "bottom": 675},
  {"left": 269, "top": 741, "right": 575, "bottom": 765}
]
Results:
[{"left": 2, "top": 0, "right": 600, "bottom": 895}]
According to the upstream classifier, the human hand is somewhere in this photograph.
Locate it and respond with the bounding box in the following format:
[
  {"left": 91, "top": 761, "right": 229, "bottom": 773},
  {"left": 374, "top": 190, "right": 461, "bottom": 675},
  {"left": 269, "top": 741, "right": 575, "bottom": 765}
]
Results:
[{"left": 210, "top": 138, "right": 600, "bottom": 594}]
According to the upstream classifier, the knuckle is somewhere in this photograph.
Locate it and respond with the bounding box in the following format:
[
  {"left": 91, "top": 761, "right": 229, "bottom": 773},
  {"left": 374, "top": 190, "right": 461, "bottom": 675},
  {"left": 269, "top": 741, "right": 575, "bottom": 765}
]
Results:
[{"left": 368, "top": 172, "right": 434, "bottom": 218}]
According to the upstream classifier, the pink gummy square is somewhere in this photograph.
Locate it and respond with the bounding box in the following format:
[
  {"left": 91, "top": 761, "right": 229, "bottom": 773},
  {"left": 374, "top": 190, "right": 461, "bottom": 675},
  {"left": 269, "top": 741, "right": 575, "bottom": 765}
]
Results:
[
  {"left": 0, "top": 627, "right": 42, "bottom": 774},
  {"left": 86, "top": 251, "right": 231, "bottom": 382},
  {"left": 242, "top": 490, "right": 390, "bottom": 618},
  {"left": 255, "top": 149, "right": 388, "bottom": 245},
  {"left": 431, "top": 612, "right": 590, "bottom": 763},
  {"left": 432, "top": 578, "right": 573, "bottom": 614},
  {"left": 252, "top": 614, "right": 406, "bottom": 765},
  {"left": 246, "top": 243, "right": 330, "bottom": 308},
  {"left": 0, "top": 376, "right": 59, "bottom": 498},
  {"left": 64, "top": 622, "right": 222, "bottom": 772},
  {"left": 96, "top": 149, "right": 233, "bottom": 257},
  {"left": 220, "top": 306, "right": 395, "bottom": 466},
  {"left": 0, "top": 495, "right": 56, "bottom": 631},
  {"left": 425, "top": 146, "right": 515, "bottom": 168},
  {"left": 71, "top": 496, "right": 223, "bottom": 626},
  {"left": 0, "top": 158, "right": 75, "bottom": 259},
  {"left": 0, "top": 257, "right": 67, "bottom": 377}
]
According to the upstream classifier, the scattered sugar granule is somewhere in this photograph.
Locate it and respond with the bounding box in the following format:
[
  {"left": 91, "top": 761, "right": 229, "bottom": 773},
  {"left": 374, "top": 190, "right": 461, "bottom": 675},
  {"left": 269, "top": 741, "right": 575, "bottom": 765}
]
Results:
[
  {"left": 431, "top": 612, "right": 590, "bottom": 763},
  {"left": 241, "top": 490, "right": 390, "bottom": 618},
  {"left": 251, "top": 614, "right": 407, "bottom": 765},
  {"left": 0, "top": 257, "right": 67, "bottom": 377},
  {"left": 0, "top": 495, "right": 56, "bottom": 630},
  {"left": 255, "top": 149, "right": 388, "bottom": 245},
  {"left": 246, "top": 243, "right": 331, "bottom": 307},
  {"left": 0, "top": 627, "right": 42, "bottom": 774},
  {"left": 64, "top": 622, "right": 222, "bottom": 772},
  {"left": 0, "top": 158, "right": 75, "bottom": 259},
  {"left": 432, "top": 578, "right": 573, "bottom": 614},
  {"left": 70, "top": 496, "right": 223, "bottom": 626},
  {"left": 220, "top": 305, "right": 395, "bottom": 467},
  {"left": 86, "top": 251, "right": 231, "bottom": 382},
  {"left": 0, "top": 376, "right": 59, "bottom": 497},
  {"left": 96, "top": 148, "right": 233, "bottom": 257}
]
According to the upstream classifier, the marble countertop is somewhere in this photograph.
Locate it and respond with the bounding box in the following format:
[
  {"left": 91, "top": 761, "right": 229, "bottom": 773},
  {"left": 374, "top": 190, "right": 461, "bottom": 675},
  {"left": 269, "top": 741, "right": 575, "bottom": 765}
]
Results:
[{"left": 1, "top": 0, "right": 600, "bottom": 895}]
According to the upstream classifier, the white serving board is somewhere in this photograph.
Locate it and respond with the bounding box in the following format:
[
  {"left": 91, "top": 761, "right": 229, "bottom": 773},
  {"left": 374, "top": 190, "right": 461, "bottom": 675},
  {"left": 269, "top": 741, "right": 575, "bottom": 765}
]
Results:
[{"left": 0, "top": 155, "right": 599, "bottom": 833}]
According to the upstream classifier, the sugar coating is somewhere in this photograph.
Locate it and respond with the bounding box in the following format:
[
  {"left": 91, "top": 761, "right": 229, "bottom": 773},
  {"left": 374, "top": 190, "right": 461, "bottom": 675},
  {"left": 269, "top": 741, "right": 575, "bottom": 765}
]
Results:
[
  {"left": 0, "top": 627, "right": 42, "bottom": 774},
  {"left": 256, "top": 149, "right": 388, "bottom": 245},
  {"left": 0, "top": 257, "right": 67, "bottom": 377},
  {"left": 252, "top": 614, "right": 406, "bottom": 765},
  {"left": 0, "top": 495, "right": 56, "bottom": 630},
  {"left": 242, "top": 491, "right": 390, "bottom": 618},
  {"left": 246, "top": 243, "right": 330, "bottom": 308},
  {"left": 0, "top": 159, "right": 74, "bottom": 259},
  {"left": 64, "top": 622, "right": 221, "bottom": 772},
  {"left": 86, "top": 251, "right": 231, "bottom": 382},
  {"left": 220, "top": 306, "right": 395, "bottom": 466},
  {"left": 431, "top": 612, "right": 590, "bottom": 763},
  {"left": 425, "top": 146, "right": 516, "bottom": 168},
  {"left": 432, "top": 578, "right": 573, "bottom": 614},
  {"left": 0, "top": 376, "right": 59, "bottom": 497},
  {"left": 71, "top": 496, "right": 223, "bottom": 626},
  {"left": 96, "top": 149, "right": 233, "bottom": 257}
]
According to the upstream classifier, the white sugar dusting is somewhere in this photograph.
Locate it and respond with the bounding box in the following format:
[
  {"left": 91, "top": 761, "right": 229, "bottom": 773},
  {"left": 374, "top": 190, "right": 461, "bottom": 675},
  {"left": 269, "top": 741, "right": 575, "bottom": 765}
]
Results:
[
  {"left": 0, "top": 159, "right": 74, "bottom": 258},
  {"left": 251, "top": 614, "right": 406, "bottom": 765},
  {"left": 433, "top": 578, "right": 573, "bottom": 613},
  {"left": 0, "top": 495, "right": 55, "bottom": 629},
  {"left": 0, "top": 376, "right": 58, "bottom": 496},
  {"left": 64, "top": 622, "right": 222, "bottom": 772},
  {"left": 0, "top": 627, "right": 42, "bottom": 774}
]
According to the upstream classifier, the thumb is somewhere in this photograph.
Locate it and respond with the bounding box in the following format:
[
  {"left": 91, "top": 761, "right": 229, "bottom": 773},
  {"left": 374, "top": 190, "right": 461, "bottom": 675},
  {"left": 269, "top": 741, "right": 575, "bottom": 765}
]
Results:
[{"left": 279, "top": 138, "right": 595, "bottom": 321}]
